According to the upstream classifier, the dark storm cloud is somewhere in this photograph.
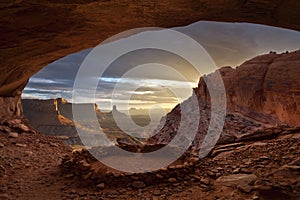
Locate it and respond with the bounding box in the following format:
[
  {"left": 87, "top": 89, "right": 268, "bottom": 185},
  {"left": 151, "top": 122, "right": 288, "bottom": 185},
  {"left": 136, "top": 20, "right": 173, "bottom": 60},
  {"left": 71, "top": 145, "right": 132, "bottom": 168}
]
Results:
[
  {"left": 27, "top": 79, "right": 71, "bottom": 89},
  {"left": 33, "top": 48, "right": 91, "bottom": 81},
  {"left": 22, "top": 21, "right": 300, "bottom": 109},
  {"left": 135, "top": 86, "right": 162, "bottom": 92},
  {"left": 101, "top": 49, "right": 200, "bottom": 82},
  {"left": 177, "top": 21, "right": 300, "bottom": 67},
  {"left": 23, "top": 88, "right": 62, "bottom": 95}
]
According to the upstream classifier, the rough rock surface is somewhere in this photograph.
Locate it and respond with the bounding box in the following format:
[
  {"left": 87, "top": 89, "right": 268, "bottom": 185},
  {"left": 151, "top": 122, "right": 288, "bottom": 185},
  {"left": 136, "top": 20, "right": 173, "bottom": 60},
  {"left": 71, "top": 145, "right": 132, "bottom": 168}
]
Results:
[
  {"left": 0, "top": 96, "right": 23, "bottom": 117},
  {"left": 219, "top": 51, "right": 300, "bottom": 126},
  {"left": 1, "top": 102, "right": 300, "bottom": 199},
  {"left": 58, "top": 127, "right": 300, "bottom": 200},
  {"left": 148, "top": 51, "right": 300, "bottom": 148},
  {"left": 0, "top": 0, "right": 300, "bottom": 101}
]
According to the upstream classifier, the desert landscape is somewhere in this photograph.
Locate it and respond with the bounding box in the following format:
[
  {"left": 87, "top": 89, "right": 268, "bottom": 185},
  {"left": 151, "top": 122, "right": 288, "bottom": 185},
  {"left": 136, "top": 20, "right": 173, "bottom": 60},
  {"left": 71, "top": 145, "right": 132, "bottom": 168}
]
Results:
[
  {"left": 1, "top": 50, "right": 299, "bottom": 199},
  {"left": 0, "top": 1, "right": 300, "bottom": 200},
  {"left": 22, "top": 98, "right": 151, "bottom": 147}
]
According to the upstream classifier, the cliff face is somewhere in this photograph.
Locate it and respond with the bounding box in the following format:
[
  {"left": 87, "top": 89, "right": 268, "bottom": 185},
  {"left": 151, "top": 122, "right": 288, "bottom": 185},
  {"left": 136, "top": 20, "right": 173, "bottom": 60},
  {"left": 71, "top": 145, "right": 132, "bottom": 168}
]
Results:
[
  {"left": 219, "top": 51, "right": 300, "bottom": 126},
  {"left": 148, "top": 51, "right": 300, "bottom": 148},
  {"left": 22, "top": 99, "right": 78, "bottom": 138},
  {"left": 22, "top": 98, "right": 145, "bottom": 145},
  {"left": 23, "top": 99, "right": 60, "bottom": 127}
]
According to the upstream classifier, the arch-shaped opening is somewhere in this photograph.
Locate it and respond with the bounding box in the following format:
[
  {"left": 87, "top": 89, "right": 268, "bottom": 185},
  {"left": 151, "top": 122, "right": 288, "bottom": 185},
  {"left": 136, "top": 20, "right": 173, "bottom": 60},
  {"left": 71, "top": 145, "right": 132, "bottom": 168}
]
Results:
[
  {"left": 1, "top": 2, "right": 300, "bottom": 198},
  {"left": 21, "top": 21, "right": 300, "bottom": 148},
  {"left": 1, "top": 0, "right": 300, "bottom": 101}
]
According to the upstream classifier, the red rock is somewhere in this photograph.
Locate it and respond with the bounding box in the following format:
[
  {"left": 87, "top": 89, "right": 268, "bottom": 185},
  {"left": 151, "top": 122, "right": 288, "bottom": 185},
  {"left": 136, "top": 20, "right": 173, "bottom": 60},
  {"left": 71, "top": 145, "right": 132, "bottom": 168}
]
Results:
[
  {"left": 148, "top": 51, "right": 300, "bottom": 149},
  {"left": 0, "top": 1, "right": 299, "bottom": 103},
  {"left": 8, "top": 132, "right": 18, "bottom": 138},
  {"left": 96, "top": 183, "right": 105, "bottom": 189},
  {"left": 168, "top": 178, "right": 177, "bottom": 183},
  {"left": 132, "top": 181, "right": 146, "bottom": 188},
  {"left": 209, "top": 51, "right": 300, "bottom": 126},
  {"left": 15, "top": 143, "right": 27, "bottom": 148},
  {"left": 217, "top": 174, "right": 257, "bottom": 193}
]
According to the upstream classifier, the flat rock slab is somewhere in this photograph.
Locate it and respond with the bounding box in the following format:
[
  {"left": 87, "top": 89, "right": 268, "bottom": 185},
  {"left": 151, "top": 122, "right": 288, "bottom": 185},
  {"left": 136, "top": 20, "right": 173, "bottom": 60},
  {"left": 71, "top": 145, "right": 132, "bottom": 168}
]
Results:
[
  {"left": 216, "top": 174, "right": 257, "bottom": 193},
  {"left": 217, "top": 174, "right": 257, "bottom": 184}
]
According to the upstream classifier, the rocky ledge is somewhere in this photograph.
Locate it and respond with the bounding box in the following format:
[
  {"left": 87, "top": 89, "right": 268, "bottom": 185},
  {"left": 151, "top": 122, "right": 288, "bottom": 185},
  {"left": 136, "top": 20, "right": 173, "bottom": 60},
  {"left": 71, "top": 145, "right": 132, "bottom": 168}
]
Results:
[
  {"left": 148, "top": 50, "right": 300, "bottom": 149},
  {"left": 59, "top": 127, "right": 300, "bottom": 199}
]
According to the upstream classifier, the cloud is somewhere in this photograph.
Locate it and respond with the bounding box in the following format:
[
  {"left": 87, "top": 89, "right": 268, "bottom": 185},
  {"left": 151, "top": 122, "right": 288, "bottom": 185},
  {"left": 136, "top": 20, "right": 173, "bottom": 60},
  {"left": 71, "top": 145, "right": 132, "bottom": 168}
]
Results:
[
  {"left": 22, "top": 21, "right": 300, "bottom": 109},
  {"left": 178, "top": 21, "right": 300, "bottom": 67}
]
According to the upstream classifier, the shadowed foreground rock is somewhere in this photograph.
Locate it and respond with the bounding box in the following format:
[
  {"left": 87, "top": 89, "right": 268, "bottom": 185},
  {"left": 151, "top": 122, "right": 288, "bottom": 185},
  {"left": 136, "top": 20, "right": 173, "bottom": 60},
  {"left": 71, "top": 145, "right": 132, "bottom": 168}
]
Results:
[{"left": 59, "top": 127, "right": 300, "bottom": 199}]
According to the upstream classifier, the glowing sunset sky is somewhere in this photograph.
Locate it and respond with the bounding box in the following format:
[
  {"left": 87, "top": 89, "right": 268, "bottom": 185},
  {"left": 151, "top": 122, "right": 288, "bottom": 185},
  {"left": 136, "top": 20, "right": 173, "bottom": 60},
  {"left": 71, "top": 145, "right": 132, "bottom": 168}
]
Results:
[{"left": 22, "top": 21, "right": 300, "bottom": 110}]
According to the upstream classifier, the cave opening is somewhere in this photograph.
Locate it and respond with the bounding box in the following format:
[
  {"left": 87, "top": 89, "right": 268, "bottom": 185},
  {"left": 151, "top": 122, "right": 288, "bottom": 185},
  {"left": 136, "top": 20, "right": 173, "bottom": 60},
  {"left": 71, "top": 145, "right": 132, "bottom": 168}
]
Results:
[
  {"left": 1, "top": 1, "right": 300, "bottom": 198},
  {"left": 19, "top": 21, "right": 300, "bottom": 149}
]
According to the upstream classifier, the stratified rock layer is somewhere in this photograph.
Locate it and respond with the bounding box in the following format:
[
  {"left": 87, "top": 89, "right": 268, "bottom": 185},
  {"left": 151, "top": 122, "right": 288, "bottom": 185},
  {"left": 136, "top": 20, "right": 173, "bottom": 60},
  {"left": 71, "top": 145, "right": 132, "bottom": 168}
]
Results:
[
  {"left": 219, "top": 51, "right": 300, "bottom": 126},
  {"left": 148, "top": 51, "right": 300, "bottom": 148},
  {"left": 22, "top": 98, "right": 145, "bottom": 146}
]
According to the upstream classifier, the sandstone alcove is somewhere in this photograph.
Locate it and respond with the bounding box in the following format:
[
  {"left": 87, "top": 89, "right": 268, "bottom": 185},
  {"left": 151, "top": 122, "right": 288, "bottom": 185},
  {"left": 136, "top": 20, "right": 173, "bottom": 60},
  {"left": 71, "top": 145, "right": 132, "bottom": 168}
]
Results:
[
  {"left": 20, "top": 20, "right": 300, "bottom": 147},
  {"left": 1, "top": 1, "right": 300, "bottom": 199},
  {"left": 1, "top": 0, "right": 300, "bottom": 119}
]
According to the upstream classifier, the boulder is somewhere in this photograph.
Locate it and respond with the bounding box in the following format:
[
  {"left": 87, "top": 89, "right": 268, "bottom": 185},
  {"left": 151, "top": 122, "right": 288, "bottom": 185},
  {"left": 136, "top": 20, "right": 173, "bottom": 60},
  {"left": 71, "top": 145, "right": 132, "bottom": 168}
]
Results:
[
  {"left": 132, "top": 181, "right": 146, "bottom": 189},
  {"left": 217, "top": 174, "right": 257, "bottom": 193},
  {"left": 8, "top": 132, "right": 18, "bottom": 138}
]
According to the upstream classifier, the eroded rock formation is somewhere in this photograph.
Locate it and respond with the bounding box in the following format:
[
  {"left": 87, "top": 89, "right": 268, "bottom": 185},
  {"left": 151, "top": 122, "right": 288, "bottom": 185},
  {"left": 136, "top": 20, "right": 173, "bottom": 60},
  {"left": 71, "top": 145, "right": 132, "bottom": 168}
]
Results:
[
  {"left": 0, "top": 96, "right": 23, "bottom": 118},
  {"left": 22, "top": 98, "right": 145, "bottom": 145},
  {"left": 220, "top": 51, "right": 300, "bottom": 126},
  {"left": 148, "top": 51, "right": 300, "bottom": 148}
]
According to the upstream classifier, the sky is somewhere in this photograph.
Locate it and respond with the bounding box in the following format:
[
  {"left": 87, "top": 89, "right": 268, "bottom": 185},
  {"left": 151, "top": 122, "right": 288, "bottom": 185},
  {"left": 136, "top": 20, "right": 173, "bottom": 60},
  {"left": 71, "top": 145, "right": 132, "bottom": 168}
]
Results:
[{"left": 22, "top": 21, "right": 300, "bottom": 111}]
